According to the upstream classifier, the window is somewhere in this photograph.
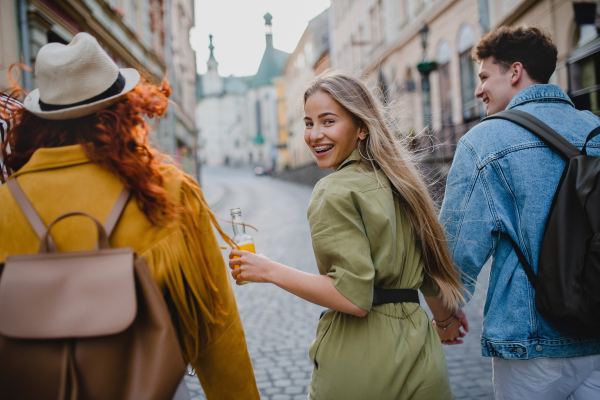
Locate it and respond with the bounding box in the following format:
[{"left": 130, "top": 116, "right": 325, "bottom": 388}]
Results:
[
  {"left": 304, "top": 43, "right": 313, "bottom": 66},
  {"left": 370, "top": 0, "right": 383, "bottom": 46},
  {"left": 295, "top": 53, "right": 305, "bottom": 70},
  {"left": 437, "top": 41, "right": 452, "bottom": 126},
  {"left": 568, "top": 5, "right": 600, "bottom": 116},
  {"left": 569, "top": 45, "right": 600, "bottom": 115},
  {"left": 457, "top": 25, "right": 479, "bottom": 122}
]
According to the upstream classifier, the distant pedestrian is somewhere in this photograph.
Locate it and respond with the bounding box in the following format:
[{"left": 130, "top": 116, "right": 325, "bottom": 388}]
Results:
[
  {"left": 439, "top": 26, "right": 600, "bottom": 399},
  {"left": 0, "top": 32, "right": 259, "bottom": 400},
  {"left": 229, "top": 71, "right": 466, "bottom": 399}
]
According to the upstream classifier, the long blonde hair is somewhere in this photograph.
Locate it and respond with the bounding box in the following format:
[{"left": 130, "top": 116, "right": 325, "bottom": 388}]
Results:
[{"left": 304, "top": 71, "right": 465, "bottom": 309}]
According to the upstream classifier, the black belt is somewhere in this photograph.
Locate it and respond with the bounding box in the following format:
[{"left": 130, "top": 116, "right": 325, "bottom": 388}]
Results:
[{"left": 372, "top": 288, "right": 419, "bottom": 306}]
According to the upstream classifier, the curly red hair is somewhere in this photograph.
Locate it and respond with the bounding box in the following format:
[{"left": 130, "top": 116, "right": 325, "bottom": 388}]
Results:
[{"left": 1, "top": 77, "right": 176, "bottom": 225}]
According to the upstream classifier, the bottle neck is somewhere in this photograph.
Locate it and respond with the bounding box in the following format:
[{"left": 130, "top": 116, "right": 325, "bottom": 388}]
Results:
[{"left": 231, "top": 214, "right": 246, "bottom": 236}]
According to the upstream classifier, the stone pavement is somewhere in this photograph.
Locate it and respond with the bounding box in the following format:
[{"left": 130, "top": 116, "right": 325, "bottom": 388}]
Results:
[{"left": 186, "top": 166, "right": 494, "bottom": 399}]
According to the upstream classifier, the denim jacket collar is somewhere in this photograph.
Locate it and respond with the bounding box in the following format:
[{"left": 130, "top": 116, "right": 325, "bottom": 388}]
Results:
[{"left": 507, "top": 84, "right": 575, "bottom": 110}]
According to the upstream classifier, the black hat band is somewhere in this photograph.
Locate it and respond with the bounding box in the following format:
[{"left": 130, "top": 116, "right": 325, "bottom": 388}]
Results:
[{"left": 39, "top": 72, "right": 126, "bottom": 112}]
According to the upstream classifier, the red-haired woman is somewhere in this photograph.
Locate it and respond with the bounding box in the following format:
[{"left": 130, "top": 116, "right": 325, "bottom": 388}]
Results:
[{"left": 0, "top": 33, "right": 259, "bottom": 400}]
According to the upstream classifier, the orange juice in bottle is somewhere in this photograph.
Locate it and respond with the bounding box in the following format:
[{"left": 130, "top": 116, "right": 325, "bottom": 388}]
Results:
[{"left": 230, "top": 207, "right": 254, "bottom": 284}]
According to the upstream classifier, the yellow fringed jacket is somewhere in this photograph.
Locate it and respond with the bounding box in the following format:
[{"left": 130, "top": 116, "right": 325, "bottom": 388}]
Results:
[{"left": 0, "top": 144, "right": 260, "bottom": 400}]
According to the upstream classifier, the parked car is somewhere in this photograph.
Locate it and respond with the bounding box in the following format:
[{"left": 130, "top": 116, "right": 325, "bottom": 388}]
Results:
[{"left": 253, "top": 165, "right": 274, "bottom": 176}]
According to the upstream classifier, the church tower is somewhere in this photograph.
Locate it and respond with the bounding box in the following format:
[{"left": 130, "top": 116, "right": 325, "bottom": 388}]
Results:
[{"left": 202, "top": 34, "right": 224, "bottom": 96}]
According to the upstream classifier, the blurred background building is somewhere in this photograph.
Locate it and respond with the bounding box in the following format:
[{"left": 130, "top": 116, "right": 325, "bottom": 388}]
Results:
[
  {"left": 195, "top": 13, "right": 289, "bottom": 171},
  {"left": 0, "top": 0, "right": 198, "bottom": 179},
  {"left": 325, "top": 0, "right": 599, "bottom": 172},
  {"left": 195, "top": 34, "right": 251, "bottom": 167},
  {"left": 2, "top": 0, "right": 599, "bottom": 182},
  {"left": 193, "top": 0, "right": 599, "bottom": 180},
  {"left": 282, "top": 8, "right": 330, "bottom": 171}
]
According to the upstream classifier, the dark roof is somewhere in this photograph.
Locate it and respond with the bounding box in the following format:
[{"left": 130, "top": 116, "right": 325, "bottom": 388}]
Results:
[{"left": 251, "top": 37, "right": 289, "bottom": 88}]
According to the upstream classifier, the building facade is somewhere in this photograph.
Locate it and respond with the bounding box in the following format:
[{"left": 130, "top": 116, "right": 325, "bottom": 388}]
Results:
[
  {"left": 195, "top": 13, "right": 289, "bottom": 170},
  {"left": 0, "top": 0, "right": 198, "bottom": 178},
  {"left": 195, "top": 35, "right": 251, "bottom": 166},
  {"left": 327, "top": 0, "right": 600, "bottom": 164},
  {"left": 164, "top": 0, "right": 198, "bottom": 176},
  {"left": 282, "top": 8, "right": 330, "bottom": 170}
]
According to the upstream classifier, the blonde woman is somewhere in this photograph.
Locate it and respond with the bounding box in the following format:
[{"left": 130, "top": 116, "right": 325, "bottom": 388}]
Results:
[{"left": 229, "top": 71, "right": 466, "bottom": 399}]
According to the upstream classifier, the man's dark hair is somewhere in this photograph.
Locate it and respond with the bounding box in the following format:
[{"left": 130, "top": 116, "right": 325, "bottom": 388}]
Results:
[{"left": 472, "top": 26, "right": 558, "bottom": 84}]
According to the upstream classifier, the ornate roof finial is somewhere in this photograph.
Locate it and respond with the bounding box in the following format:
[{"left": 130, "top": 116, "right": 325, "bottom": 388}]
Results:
[
  {"left": 208, "top": 34, "right": 215, "bottom": 60},
  {"left": 264, "top": 12, "right": 273, "bottom": 26},
  {"left": 264, "top": 12, "right": 273, "bottom": 42}
]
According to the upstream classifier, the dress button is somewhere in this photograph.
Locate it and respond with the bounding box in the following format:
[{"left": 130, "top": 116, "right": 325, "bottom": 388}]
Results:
[
  {"left": 536, "top": 345, "right": 543, "bottom": 352},
  {"left": 516, "top": 348, "right": 524, "bottom": 355}
]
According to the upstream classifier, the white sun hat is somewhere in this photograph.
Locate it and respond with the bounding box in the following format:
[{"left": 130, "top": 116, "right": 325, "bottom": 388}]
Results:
[{"left": 24, "top": 32, "right": 140, "bottom": 120}]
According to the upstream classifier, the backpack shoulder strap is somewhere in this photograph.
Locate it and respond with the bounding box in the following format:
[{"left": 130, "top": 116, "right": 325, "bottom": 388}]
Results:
[
  {"left": 502, "top": 232, "right": 538, "bottom": 289},
  {"left": 483, "top": 109, "right": 581, "bottom": 160},
  {"left": 104, "top": 187, "right": 130, "bottom": 237},
  {"left": 7, "top": 178, "right": 129, "bottom": 239},
  {"left": 7, "top": 178, "right": 47, "bottom": 240}
]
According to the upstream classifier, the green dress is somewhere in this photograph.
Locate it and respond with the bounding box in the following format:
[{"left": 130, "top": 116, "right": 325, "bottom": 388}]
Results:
[{"left": 307, "top": 150, "right": 453, "bottom": 400}]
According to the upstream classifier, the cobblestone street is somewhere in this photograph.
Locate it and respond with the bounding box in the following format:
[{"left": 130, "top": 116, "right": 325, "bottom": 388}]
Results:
[{"left": 186, "top": 166, "right": 494, "bottom": 400}]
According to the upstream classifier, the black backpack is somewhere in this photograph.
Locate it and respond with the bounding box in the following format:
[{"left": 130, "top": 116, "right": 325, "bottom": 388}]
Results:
[{"left": 483, "top": 110, "right": 600, "bottom": 335}]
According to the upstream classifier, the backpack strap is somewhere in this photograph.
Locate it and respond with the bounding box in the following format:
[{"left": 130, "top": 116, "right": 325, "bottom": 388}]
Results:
[
  {"left": 483, "top": 109, "right": 581, "bottom": 160},
  {"left": 582, "top": 126, "right": 600, "bottom": 155},
  {"left": 483, "top": 109, "right": 581, "bottom": 290},
  {"left": 7, "top": 178, "right": 129, "bottom": 240},
  {"left": 104, "top": 186, "right": 130, "bottom": 237},
  {"left": 7, "top": 178, "right": 50, "bottom": 242},
  {"left": 501, "top": 232, "right": 538, "bottom": 289}
]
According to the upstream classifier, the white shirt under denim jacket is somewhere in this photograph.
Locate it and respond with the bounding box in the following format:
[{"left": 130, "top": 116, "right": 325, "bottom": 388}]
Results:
[{"left": 440, "top": 84, "right": 600, "bottom": 360}]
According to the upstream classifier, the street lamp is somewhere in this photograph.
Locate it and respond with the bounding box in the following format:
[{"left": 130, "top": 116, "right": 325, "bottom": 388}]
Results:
[
  {"left": 417, "top": 23, "right": 437, "bottom": 133},
  {"left": 419, "top": 23, "right": 429, "bottom": 58}
]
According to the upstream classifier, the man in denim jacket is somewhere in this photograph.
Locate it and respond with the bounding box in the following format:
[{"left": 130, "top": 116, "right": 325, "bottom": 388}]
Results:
[{"left": 439, "top": 26, "right": 600, "bottom": 399}]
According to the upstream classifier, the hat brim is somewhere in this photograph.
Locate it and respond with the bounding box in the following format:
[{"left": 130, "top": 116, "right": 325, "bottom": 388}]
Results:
[{"left": 24, "top": 68, "right": 140, "bottom": 120}]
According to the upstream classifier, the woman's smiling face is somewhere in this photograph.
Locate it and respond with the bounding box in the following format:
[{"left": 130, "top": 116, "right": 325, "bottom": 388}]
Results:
[{"left": 304, "top": 91, "right": 365, "bottom": 171}]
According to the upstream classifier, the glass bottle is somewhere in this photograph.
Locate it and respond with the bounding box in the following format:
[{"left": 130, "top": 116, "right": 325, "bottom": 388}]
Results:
[{"left": 230, "top": 208, "right": 255, "bottom": 284}]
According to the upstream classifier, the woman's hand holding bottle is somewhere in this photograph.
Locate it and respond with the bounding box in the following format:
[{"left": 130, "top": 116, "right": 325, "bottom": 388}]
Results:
[
  {"left": 228, "top": 250, "right": 278, "bottom": 285},
  {"left": 229, "top": 207, "right": 257, "bottom": 285}
]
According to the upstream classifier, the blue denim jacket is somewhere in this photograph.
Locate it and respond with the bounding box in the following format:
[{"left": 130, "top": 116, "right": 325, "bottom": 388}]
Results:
[{"left": 440, "top": 84, "right": 600, "bottom": 359}]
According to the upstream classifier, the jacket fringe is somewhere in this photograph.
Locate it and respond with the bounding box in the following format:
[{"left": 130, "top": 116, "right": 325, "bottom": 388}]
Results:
[{"left": 139, "top": 174, "right": 234, "bottom": 365}]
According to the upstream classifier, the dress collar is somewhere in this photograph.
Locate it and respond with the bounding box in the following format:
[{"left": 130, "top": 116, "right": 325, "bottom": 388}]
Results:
[{"left": 336, "top": 149, "right": 361, "bottom": 172}]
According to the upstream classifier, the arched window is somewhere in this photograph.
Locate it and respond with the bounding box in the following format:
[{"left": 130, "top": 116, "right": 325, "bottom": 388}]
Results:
[
  {"left": 437, "top": 41, "right": 453, "bottom": 126},
  {"left": 457, "top": 24, "right": 480, "bottom": 122}
]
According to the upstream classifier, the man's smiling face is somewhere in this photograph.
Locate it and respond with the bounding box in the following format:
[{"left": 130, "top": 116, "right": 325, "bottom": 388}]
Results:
[{"left": 475, "top": 56, "right": 516, "bottom": 116}]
